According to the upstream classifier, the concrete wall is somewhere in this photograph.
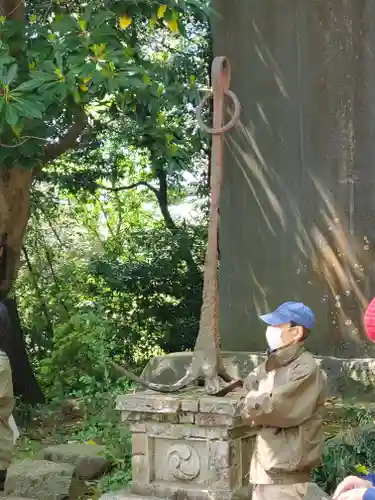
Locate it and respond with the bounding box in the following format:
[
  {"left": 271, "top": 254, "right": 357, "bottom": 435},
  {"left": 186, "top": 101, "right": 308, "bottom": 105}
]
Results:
[{"left": 212, "top": 0, "right": 375, "bottom": 356}]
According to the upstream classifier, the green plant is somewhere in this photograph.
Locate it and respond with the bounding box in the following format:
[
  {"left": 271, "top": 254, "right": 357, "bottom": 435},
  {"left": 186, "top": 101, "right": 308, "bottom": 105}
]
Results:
[
  {"left": 314, "top": 425, "right": 375, "bottom": 494},
  {"left": 14, "top": 389, "right": 133, "bottom": 494}
]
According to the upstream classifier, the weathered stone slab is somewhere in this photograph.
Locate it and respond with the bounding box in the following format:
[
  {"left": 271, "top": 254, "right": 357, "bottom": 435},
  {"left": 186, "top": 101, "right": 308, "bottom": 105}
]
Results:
[
  {"left": 37, "top": 443, "right": 111, "bottom": 479},
  {"left": 117, "top": 391, "right": 182, "bottom": 413},
  {"left": 199, "top": 397, "right": 238, "bottom": 416},
  {"left": 145, "top": 421, "right": 229, "bottom": 440},
  {"left": 4, "top": 459, "right": 83, "bottom": 500}
]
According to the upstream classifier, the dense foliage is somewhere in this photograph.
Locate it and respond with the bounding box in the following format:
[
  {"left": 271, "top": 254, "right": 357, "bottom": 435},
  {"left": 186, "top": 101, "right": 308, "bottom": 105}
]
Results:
[
  {"left": 1, "top": 0, "right": 208, "bottom": 163},
  {"left": 1, "top": 0, "right": 211, "bottom": 399}
]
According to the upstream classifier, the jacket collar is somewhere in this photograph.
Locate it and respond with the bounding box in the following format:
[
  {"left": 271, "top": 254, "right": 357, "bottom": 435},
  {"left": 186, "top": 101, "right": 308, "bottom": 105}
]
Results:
[{"left": 265, "top": 341, "right": 305, "bottom": 371}]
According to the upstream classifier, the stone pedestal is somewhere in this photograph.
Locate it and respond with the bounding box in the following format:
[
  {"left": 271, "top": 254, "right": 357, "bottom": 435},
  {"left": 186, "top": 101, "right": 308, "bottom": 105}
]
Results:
[{"left": 116, "top": 388, "right": 255, "bottom": 500}]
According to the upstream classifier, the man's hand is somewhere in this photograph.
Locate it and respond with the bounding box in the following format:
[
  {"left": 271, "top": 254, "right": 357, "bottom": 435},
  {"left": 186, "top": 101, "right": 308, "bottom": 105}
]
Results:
[
  {"left": 335, "top": 488, "right": 369, "bottom": 500},
  {"left": 245, "top": 390, "right": 271, "bottom": 413},
  {"left": 333, "top": 477, "right": 372, "bottom": 499}
]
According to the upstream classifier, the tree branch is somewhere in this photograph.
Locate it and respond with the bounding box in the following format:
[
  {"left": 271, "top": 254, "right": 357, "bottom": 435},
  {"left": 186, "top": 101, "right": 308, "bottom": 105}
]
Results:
[
  {"left": 154, "top": 167, "right": 178, "bottom": 232},
  {"left": 44, "top": 112, "right": 88, "bottom": 164},
  {"left": 95, "top": 168, "right": 200, "bottom": 277},
  {"left": 154, "top": 166, "right": 200, "bottom": 277},
  {"left": 97, "top": 180, "right": 159, "bottom": 196}
]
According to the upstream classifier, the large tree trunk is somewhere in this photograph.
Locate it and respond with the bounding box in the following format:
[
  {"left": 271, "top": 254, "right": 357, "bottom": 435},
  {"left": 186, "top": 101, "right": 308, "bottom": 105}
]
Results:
[
  {"left": 0, "top": 169, "right": 44, "bottom": 404},
  {"left": 0, "top": 168, "right": 33, "bottom": 298},
  {"left": 3, "top": 298, "right": 45, "bottom": 404},
  {"left": 213, "top": 0, "right": 375, "bottom": 357},
  {"left": 0, "top": 0, "right": 32, "bottom": 297}
]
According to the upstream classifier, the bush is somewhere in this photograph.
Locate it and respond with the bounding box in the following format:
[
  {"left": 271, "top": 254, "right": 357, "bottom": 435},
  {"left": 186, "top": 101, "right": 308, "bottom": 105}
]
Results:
[{"left": 314, "top": 419, "right": 375, "bottom": 494}]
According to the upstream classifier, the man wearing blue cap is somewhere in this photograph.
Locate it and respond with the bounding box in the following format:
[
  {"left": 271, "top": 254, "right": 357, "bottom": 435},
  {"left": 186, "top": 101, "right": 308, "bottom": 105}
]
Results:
[{"left": 237, "top": 301, "right": 327, "bottom": 500}]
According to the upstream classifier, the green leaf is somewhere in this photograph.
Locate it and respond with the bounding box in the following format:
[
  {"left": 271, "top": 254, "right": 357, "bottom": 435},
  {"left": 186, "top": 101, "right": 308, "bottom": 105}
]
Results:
[
  {"left": 5, "top": 63, "right": 18, "bottom": 85},
  {"left": 5, "top": 104, "right": 19, "bottom": 126},
  {"left": 31, "top": 71, "right": 59, "bottom": 83},
  {"left": 11, "top": 120, "right": 24, "bottom": 138},
  {"left": 0, "top": 54, "right": 15, "bottom": 66},
  {"left": 14, "top": 79, "right": 43, "bottom": 92},
  {"left": 12, "top": 98, "right": 44, "bottom": 118}
]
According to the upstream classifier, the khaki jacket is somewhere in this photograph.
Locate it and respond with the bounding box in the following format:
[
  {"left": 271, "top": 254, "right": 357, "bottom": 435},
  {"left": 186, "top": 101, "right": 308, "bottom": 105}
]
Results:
[
  {"left": 0, "top": 350, "right": 14, "bottom": 470},
  {"left": 239, "top": 342, "right": 326, "bottom": 485}
]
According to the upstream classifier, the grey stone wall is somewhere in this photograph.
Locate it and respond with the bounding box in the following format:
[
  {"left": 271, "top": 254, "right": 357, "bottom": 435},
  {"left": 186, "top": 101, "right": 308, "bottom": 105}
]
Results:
[{"left": 212, "top": 0, "right": 375, "bottom": 356}]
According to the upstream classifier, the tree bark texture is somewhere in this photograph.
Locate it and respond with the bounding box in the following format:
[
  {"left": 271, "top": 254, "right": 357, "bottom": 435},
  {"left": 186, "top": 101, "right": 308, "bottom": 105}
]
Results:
[
  {"left": 3, "top": 298, "right": 45, "bottom": 404},
  {"left": 0, "top": 168, "right": 33, "bottom": 298}
]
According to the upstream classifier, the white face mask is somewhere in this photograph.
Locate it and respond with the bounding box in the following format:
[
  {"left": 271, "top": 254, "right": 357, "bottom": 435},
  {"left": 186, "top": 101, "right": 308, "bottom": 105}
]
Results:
[{"left": 265, "top": 326, "right": 284, "bottom": 351}]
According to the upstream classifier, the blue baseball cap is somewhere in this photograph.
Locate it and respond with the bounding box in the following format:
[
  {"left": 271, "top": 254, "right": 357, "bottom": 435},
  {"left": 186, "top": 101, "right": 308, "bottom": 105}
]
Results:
[{"left": 259, "top": 301, "right": 315, "bottom": 330}]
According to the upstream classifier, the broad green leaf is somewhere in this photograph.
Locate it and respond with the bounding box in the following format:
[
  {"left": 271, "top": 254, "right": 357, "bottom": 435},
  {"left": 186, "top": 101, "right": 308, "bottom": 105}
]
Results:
[
  {"left": 5, "top": 63, "right": 18, "bottom": 85},
  {"left": 12, "top": 98, "right": 44, "bottom": 118},
  {"left": 14, "top": 79, "right": 43, "bottom": 92},
  {"left": 31, "top": 71, "right": 58, "bottom": 83},
  {"left": 72, "top": 90, "right": 81, "bottom": 104},
  {"left": 11, "top": 121, "right": 24, "bottom": 138},
  {"left": 0, "top": 55, "right": 15, "bottom": 66},
  {"left": 5, "top": 104, "right": 19, "bottom": 126}
]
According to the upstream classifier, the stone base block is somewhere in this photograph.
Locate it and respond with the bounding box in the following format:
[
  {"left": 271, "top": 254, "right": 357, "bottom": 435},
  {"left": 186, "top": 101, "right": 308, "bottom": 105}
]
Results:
[{"left": 116, "top": 389, "right": 255, "bottom": 500}]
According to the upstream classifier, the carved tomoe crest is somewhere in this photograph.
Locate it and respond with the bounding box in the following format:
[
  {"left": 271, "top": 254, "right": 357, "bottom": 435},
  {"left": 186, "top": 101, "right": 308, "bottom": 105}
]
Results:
[{"left": 167, "top": 444, "right": 200, "bottom": 481}]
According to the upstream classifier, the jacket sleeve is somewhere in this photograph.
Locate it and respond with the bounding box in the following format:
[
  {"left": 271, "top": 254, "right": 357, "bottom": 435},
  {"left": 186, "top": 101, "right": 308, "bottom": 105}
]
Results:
[
  {"left": 364, "top": 488, "right": 375, "bottom": 500},
  {"left": 234, "top": 366, "right": 260, "bottom": 424},
  {"left": 242, "top": 358, "right": 325, "bottom": 428},
  {"left": 243, "top": 366, "right": 260, "bottom": 392}
]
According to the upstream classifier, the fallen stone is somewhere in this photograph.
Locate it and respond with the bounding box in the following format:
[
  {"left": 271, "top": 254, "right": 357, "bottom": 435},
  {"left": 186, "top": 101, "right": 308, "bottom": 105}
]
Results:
[
  {"left": 4, "top": 459, "right": 83, "bottom": 500},
  {"left": 37, "top": 443, "right": 111, "bottom": 479}
]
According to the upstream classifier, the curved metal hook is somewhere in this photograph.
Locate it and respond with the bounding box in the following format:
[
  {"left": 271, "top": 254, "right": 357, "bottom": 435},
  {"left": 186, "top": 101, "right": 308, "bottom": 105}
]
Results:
[
  {"left": 196, "top": 56, "right": 241, "bottom": 135},
  {"left": 211, "top": 56, "right": 231, "bottom": 93},
  {"left": 196, "top": 90, "right": 241, "bottom": 135}
]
